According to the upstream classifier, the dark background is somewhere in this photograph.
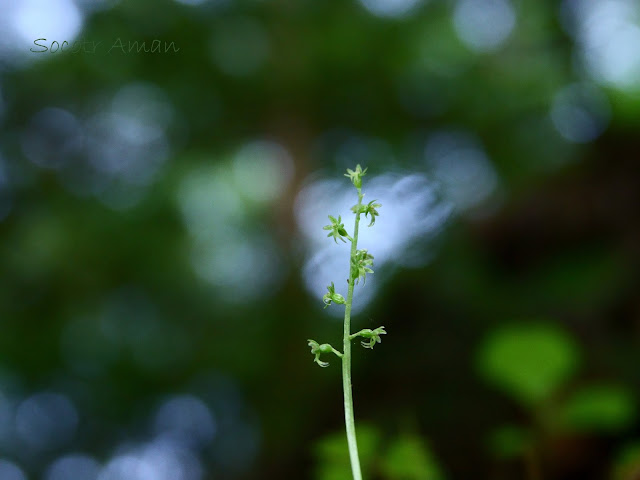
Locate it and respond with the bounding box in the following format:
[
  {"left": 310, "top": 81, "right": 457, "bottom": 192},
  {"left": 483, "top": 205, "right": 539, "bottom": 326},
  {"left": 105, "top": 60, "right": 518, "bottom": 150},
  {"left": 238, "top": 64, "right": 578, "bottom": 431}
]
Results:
[{"left": 1, "top": 0, "right": 640, "bottom": 479}]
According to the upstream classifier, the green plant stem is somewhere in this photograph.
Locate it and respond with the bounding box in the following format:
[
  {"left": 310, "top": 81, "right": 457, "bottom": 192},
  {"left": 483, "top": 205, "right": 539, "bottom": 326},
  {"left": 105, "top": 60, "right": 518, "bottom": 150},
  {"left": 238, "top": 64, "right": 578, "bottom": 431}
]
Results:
[{"left": 342, "top": 188, "right": 364, "bottom": 480}]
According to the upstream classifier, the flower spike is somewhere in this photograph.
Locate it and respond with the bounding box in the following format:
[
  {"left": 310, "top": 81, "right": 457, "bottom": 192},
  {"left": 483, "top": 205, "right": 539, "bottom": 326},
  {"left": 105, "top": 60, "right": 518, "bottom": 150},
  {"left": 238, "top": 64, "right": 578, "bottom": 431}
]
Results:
[{"left": 306, "top": 165, "right": 388, "bottom": 477}]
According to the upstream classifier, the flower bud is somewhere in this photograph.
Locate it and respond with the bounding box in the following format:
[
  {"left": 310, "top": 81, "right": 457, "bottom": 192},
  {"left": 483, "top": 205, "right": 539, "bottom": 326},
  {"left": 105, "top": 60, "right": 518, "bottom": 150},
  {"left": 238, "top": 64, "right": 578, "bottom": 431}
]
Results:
[
  {"left": 344, "top": 164, "right": 368, "bottom": 189},
  {"left": 323, "top": 282, "right": 346, "bottom": 308}
]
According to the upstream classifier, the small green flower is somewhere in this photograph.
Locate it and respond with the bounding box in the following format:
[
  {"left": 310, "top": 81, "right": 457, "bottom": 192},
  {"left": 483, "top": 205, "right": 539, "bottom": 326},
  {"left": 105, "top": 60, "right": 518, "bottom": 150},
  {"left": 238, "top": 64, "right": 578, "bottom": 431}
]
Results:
[
  {"left": 360, "top": 200, "right": 382, "bottom": 227},
  {"left": 354, "top": 326, "right": 387, "bottom": 349},
  {"left": 323, "top": 215, "right": 350, "bottom": 243},
  {"left": 308, "top": 339, "right": 342, "bottom": 367},
  {"left": 351, "top": 249, "right": 374, "bottom": 285},
  {"left": 323, "top": 282, "right": 346, "bottom": 309},
  {"left": 344, "top": 164, "right": 368, "bottom": 189}
]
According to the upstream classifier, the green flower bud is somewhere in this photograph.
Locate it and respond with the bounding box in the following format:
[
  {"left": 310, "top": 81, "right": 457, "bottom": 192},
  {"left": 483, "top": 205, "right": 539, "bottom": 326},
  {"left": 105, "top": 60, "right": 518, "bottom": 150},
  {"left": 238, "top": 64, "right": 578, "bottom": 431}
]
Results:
[
  {"left": 308, "top": 339, "right": 343, "bottom": 367},
  {"left": 344, "top": 165, "right": 367, "bottom": 189},
  {"left": 323, "top": 282, "right": 346, "bottom": 308}
]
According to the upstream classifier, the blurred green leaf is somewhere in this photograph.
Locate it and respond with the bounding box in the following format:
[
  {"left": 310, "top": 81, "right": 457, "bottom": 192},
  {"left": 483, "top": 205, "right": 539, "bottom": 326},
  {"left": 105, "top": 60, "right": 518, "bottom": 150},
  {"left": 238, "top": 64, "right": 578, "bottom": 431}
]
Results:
[
  {"left": 381, "top": 434, "right": 445, "bottom": 480},
  {"left": 477, "top": 323, "right": 580, "bottom": 406},
  {"left": 611, "top": 442, "right": 640, "bottom": 480},
  {"left": 314, "top": 424, "right": 381, "bottom": 480},
  {"left": 562, "top": 385, "right": 635, "bottom": 433},
  {"left": 488, "top": 425, "right": 532, "bottom": 459}
]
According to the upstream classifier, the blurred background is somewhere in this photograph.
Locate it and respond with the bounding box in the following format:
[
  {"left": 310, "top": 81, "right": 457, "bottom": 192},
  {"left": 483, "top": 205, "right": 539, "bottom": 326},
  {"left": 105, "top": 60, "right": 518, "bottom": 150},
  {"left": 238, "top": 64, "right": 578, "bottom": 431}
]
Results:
[{"left": 1, "top": 0, "right": 640, "bottom": 478}]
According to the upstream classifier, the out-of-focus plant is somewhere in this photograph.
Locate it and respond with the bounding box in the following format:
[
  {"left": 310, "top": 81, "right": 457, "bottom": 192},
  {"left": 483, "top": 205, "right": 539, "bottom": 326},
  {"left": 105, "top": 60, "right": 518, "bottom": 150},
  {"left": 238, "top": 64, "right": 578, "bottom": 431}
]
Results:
[
  {"left": 478, "top": 322, "right": 636, "bottom": 479},
  {"left": 611, "top": 442, "right": 640, "bottom": 480},
  {"left": 380, "top": 433, "right": 445, "bottom": 480},
  {"left": 313, "top": 424, "right": 381, "bottom": 480},
  {"left": 307, "top": 165, "right": 386, "bottom": 480},
  {"left": 313, "top": 425, "right": 445, "bottom": 480}
]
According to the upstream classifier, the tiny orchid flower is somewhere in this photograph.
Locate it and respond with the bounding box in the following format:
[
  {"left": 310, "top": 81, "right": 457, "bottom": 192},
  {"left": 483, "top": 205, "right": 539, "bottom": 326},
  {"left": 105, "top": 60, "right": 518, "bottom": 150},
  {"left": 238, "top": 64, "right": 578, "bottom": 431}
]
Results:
[
  {"left": 364, "top": 200, "right": 381, "bottom": 227},
  {"left": 308, "top": 339, "right": 342, "bottom": 367},
  {"left": 351, "top": 249, "right": 374, "bottom": 285},
  {"left": 323, "top": 282, "right": 346, "bottom": 308},
  {"left": 344, "top": 164, "right": 367, "bottom": 189},
  {"left": 351, "top": 326, "right": 387, "bottom": 349},
  {"left": 351, "top": 200, "right": 382, "bottom": 227},
  {"left": 323, "top": 215, "right": 351, "bottom": 243}
]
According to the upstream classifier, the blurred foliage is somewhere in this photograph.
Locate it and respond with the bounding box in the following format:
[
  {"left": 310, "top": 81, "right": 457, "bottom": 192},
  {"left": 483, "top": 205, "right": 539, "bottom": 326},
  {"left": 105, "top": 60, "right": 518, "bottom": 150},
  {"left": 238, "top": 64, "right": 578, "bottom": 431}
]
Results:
[
  {"left": 314, "top": 426, "right": 444, "bottom": 480},
  {"left": 1, "top": 0, "right": 640, "bottom": 478},
  {"left": 314, "top": 425, "right": 381, "bottom": 480},
  {"left": 612, "top": 443, "right": 640, "bottom": 480},
  {"left": 562, "top": 385, "right": 636, "bottom": 434},
  {"left": 489, "top": 425, "right": 532, "bottom": 460},
  {"left": 380, "top": 434, "right": 444, "bottom": 480},
  {"left": 477, "top": 322, "right": 579, "bottom": 406}
]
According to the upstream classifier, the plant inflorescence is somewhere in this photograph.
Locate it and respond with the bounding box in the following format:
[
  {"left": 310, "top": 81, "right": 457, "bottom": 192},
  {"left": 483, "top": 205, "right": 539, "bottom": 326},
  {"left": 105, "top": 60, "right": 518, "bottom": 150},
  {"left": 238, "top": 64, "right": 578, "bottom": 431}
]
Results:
[{"left": 307, "top": 164, "right": 386, "bottom": 480}]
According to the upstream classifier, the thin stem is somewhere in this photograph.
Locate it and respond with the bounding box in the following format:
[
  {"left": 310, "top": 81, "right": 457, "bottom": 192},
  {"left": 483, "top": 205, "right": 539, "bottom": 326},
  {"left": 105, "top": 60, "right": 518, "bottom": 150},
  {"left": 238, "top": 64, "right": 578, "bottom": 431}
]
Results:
[
  {"left": 348, "top": 329, "right": 369, "bottom": 341},
  {"left": 342, "top": 188, "right": 364, "bottom": 480}
]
